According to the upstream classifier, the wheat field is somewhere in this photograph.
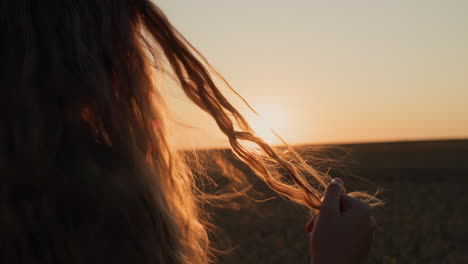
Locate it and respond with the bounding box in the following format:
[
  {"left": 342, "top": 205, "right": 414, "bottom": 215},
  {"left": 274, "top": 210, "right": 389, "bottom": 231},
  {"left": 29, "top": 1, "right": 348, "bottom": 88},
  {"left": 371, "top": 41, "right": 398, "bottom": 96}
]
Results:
[{"left": 200, "top": 140, "right": 468, "bottom": 264}]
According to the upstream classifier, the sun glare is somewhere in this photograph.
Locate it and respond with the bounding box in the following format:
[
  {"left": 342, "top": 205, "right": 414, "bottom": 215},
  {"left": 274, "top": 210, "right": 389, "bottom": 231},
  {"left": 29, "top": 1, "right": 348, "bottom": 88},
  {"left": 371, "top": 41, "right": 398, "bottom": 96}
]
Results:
[{"left": 246, "top": 104, "right": 289, "bottom": 146}]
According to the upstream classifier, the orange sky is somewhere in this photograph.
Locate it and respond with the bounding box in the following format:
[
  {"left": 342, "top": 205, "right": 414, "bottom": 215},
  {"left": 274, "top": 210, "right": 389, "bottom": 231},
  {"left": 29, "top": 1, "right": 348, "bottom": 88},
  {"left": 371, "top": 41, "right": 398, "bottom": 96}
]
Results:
[{"left": 157, "top": 0, "right": 468, "bottom": 149}]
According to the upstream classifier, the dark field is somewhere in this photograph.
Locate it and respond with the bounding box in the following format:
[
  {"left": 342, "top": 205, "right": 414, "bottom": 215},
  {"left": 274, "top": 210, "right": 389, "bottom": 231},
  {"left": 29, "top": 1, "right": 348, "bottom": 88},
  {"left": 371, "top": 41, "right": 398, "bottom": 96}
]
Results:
[{"left": 202, "top": 140, "right": 468, "bottom": 264}]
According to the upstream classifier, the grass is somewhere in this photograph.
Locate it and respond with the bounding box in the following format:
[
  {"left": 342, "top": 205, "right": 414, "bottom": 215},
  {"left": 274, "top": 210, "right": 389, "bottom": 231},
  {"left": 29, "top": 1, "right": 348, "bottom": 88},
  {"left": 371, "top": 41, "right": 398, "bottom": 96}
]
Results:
[{"left": 201, "top": 140, "right": 468, "bottom": 264}]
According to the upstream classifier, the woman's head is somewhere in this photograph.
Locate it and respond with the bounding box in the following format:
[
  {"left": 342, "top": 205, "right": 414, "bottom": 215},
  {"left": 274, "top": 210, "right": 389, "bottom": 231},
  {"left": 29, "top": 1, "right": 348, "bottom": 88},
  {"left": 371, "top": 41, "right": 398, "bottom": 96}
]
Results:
[{"left": 0, "top": 1, "right": 379, "bottom": 263}]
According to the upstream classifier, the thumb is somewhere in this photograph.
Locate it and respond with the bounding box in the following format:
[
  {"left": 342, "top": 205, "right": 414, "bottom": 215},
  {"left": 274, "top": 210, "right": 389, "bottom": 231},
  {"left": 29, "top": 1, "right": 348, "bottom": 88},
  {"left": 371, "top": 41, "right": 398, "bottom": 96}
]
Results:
[{"left": 320, "top": 178, "right": 344, "bottom": 216}]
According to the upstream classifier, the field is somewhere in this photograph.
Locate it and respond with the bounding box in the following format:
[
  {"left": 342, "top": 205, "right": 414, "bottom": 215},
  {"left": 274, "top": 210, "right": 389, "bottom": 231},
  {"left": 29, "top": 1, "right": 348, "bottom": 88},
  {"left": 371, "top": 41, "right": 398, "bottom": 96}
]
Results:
[{"left": 200, "top": 140, "right": 468, "bottom": 264}]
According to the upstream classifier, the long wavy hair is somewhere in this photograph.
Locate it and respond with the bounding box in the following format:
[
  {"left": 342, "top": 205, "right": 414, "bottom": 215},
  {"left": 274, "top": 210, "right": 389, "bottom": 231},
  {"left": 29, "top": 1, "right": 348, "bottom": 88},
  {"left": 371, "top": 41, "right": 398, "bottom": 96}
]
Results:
[{"left": 0, "top": 1, "right": 380, "bottom": 263}]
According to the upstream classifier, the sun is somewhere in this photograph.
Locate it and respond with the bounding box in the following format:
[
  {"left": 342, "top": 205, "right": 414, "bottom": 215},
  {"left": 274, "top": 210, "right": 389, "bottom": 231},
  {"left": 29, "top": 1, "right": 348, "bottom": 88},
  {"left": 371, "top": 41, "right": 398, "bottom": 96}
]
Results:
[{"left": 246, "top": 104, "right": 289, "bottom": 145}]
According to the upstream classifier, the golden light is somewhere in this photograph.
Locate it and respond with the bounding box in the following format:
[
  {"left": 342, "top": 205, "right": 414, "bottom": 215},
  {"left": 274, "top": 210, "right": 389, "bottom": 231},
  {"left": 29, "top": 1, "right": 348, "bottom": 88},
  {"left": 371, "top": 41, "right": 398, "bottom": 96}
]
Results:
[{"left": 246, "top": 103, "right": 290, "bottom": 146}]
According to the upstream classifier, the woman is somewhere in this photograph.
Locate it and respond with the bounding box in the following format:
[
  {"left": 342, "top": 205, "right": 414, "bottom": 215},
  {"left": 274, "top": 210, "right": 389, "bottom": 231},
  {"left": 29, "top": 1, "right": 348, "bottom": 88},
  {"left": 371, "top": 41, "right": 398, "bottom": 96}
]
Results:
[{"left": 0, "top": 1, "right": 378, "bottom": 263}]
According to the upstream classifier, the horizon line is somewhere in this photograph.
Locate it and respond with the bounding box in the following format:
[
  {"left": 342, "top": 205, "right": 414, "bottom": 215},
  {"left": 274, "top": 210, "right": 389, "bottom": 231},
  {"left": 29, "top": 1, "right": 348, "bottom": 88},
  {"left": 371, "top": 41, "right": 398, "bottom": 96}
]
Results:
[{"left": 185, "top": 137, "right": 468, "bottom": 152}]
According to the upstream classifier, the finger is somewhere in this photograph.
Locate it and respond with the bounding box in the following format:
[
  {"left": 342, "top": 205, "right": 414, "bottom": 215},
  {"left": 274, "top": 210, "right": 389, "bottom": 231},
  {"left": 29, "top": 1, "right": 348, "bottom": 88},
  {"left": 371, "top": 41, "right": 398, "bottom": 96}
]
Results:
[
  {"left": 320, "top": 178, "right": 344, "bottom": 216},
  {"left": 341, "top": 195, "right": 371, "bottom": 216},
  {"left": 339, "top": 194, "right": 356, "bottom": 212}
]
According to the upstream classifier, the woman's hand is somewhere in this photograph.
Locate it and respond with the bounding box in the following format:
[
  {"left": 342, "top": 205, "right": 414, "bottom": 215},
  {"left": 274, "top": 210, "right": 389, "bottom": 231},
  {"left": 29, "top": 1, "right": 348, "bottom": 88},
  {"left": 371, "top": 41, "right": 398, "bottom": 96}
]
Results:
[{"left": 307, "top": 178, "right": 376, "bottom": 264}]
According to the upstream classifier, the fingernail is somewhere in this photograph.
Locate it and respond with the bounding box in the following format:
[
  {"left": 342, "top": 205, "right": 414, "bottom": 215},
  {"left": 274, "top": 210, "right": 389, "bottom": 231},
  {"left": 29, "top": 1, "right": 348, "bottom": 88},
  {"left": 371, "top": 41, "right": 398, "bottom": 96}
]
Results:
[
  {"left": 332, "top": 177, "right": 344, "bottom": 186},
  {"left": 306, "top": 219, "right": 313, "bottom": 233},
  {"left": 305, "top": 214, "right": 316, "bottom": 233}
]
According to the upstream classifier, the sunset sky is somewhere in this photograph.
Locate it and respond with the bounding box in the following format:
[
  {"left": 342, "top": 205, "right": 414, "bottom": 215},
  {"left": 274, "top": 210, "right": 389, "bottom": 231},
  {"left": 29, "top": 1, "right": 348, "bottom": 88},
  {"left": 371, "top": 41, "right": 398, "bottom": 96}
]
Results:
[{"left": 156, "top": 0, "right": 468, "bottom": 149}]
